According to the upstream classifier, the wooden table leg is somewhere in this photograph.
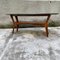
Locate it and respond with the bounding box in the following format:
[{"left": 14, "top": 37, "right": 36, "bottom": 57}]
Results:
[
  {"left": 10, "top": 15, "right": 15, "bottom": 33},
  {"left": 45, "top": 22, "right": 48, "bottom": 37},
  {"left": 15, "top": 16, "right": 19, "bottom": 32},
  {"left": 45, "top": 15, "right": 50, "bottom": 37},
  {"left": 12, "top": 24, "right": 14, "bottom": 33}
]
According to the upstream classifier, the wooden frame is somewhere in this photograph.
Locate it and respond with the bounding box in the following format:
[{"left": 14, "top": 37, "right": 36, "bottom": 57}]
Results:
[{"left": 7, "top": 13, "right": 58, "bottom": 37}]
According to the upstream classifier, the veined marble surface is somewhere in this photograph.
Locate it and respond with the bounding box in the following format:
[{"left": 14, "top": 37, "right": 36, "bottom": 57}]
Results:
[{"left": 0, "top": 27, "right": 60, "bottom": 60}]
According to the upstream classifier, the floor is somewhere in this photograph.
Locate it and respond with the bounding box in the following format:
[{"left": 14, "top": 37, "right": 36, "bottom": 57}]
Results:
[{"left": 0, "top": 27, "right": 60, "bottom": 60}]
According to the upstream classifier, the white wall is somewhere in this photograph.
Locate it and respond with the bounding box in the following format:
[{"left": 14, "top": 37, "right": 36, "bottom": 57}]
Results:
[{"left": 0, "top": 0, "right": 60, "bottom": 25}]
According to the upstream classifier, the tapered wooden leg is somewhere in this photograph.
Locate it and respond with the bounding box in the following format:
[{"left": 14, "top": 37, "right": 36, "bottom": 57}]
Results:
[
  {"left": 10, "top": 15, "right": 15, "bottom": 33},
  {"left": 14, "top": 16, "right": 19, "bottom": 32},
  {"left": 45, "top": 22, "right": 48, "bottom": 37},
  {"left": 45, "top": 26, "right": 48, "bottom": 37},
  {"left": 45, "top": 15, "right": 50, "bottom": 37},
  {"left": 12, "top": 24, "right": 15, "bottom": 33},
  {"left": 16, "top": 25, "right": 19, "bottom": 32},
  {"left": 12, "top": 26, "right": 14, "bottom": 33}
]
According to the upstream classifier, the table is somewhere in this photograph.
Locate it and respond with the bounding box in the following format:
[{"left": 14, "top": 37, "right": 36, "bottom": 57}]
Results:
[{"left": 7, "top": 13, "right": 58, "bottom": 37}]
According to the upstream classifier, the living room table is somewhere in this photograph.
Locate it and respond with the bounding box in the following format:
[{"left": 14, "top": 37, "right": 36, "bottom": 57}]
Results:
[{"left": 7, "top": 13, "right": 58, "bottom": 37}]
